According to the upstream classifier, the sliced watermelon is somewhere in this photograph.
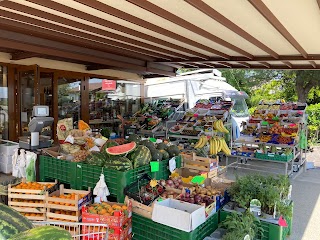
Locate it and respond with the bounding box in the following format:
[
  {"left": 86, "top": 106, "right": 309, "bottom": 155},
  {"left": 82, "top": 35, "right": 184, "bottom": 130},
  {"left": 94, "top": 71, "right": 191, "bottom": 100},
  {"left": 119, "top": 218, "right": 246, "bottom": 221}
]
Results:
[{"left": 106, "top": 142, "right": 136, "bottom": 155}]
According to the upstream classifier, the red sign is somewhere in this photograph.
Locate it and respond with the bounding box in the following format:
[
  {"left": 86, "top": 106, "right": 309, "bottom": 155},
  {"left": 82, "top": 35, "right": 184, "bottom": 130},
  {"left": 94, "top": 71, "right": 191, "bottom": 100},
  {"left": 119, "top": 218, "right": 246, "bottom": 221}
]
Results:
[{"left": 102, "top": 80, "right": 116, "bottom": 91}]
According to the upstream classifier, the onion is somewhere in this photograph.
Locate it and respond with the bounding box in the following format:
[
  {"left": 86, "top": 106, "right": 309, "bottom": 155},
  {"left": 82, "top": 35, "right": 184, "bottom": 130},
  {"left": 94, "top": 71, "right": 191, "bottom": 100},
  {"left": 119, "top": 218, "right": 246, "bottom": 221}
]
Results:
[
  {"left": 174, "top": 182, "right": 180, "bottom": 188},
  {"left": 194, "top": 194, "right": 201, "bottom": 202},
  {"left": 166, "top": 180, "right": 173, "bottom": 186},
  {"left": 185, "top": 193, "right": 190, "bottom": 198},
  {"left": 177, "top": 178, "right": 183, "bottom": 183},
  {"left": 160, "top": 180, "right": 166, "bottom": 186},
  {"left": 189, "top": 198, "right": 195, "bottom": 204},
  {"left": 178, "top": 185, "right": 184, "bottom": 190}
]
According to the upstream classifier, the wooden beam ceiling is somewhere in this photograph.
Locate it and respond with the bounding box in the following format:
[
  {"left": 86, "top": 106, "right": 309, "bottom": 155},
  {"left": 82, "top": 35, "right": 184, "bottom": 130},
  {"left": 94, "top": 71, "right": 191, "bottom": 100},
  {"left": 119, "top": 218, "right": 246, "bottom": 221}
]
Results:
[
  {"left": 127, "top": 0, "right": 252, "bottom": 59},
  {"left": 0, "top": 1, "right": 188, "bottom": 60},
  {"left": 75, "top": 0, "right": 230, "bottom": 59},
  {"left": 185, "top": 0, "right": 279, "bottom": 59},
  {"left": 11, "top": 52, "right": 42, "bottom": 60},
  {"left": 248, "top": 0, "right": 308, "bottom": 58},
  {"left": 26, "top": 0, "right": 208, "bottom": 60}
]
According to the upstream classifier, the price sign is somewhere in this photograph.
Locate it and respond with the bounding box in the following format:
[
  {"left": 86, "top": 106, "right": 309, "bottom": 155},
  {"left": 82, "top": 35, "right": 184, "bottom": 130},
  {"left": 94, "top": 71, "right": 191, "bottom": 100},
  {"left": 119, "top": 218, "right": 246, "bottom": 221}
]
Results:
[{"left": 102, "top": 80, "right": 116, "bottom": 91}]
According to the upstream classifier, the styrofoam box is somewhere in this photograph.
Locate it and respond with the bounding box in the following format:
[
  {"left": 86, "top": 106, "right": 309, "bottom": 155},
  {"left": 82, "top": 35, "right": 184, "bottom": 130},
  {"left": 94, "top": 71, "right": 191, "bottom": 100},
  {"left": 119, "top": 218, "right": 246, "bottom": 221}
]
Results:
[
  {"left": 0, "top": 162, "right": 12, "bottom": 174},
  {"left": 0, "top": 154, "right": 13, "bottom": 165},
  {"left": 152, "top": 198, "right": 206, "bottom": 232},
  {"left": 0, "top": 142, "right": 19, "bottom": 156}
]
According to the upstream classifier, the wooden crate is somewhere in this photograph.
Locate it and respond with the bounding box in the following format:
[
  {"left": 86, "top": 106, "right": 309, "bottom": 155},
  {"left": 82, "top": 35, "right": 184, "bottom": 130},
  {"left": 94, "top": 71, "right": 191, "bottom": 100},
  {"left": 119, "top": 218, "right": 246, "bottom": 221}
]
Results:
[
  {"left": 8, "top": 180, "right": 58, "bottom": 221},
  {"left": 46, "top": 185, "right": 91, "bottom": 222},
  {"left": 184, "top": 153, "right": 219, "bottom": 172}
]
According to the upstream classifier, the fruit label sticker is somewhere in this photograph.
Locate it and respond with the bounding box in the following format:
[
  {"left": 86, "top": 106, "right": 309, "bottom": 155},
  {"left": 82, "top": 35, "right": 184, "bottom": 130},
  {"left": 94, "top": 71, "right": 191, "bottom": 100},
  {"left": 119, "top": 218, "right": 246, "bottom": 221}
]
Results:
[{"left": 249, "top": 199, "right": 261, "bottom": 216}]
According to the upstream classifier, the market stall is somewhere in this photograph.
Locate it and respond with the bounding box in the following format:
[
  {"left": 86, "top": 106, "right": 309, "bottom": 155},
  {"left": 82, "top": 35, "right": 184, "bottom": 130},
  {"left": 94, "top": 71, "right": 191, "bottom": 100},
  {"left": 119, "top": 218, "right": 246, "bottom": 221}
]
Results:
[{"left": 228, "top": 100, "right": 308, "bottom": 176}]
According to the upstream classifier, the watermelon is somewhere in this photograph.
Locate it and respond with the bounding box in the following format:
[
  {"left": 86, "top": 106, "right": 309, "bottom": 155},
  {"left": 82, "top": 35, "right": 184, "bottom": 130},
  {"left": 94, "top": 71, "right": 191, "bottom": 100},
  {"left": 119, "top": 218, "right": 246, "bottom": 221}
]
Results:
[
  {"left": 127, "top": 134, "right": 141, "bottom": 144},
  {"left": 101, "top": 141, "right": 119, "bottom": 153},
  {"left": 128, "top": 145, "right": 152, "bottom": 168},
  {"left": 139, "top": 140, "right": 155, "bottom": 151},
  {"left": 157, "top": 142, "right": 168, "bottom": 150},
  {"left": 0, "top": 203, "right": 33, "bottom": 240},
  {"left": 106, "top": 142, "right": 136, "bottom": 156},
  {"left": 167, "top": 145, "right": 180, "bottom": 157},
  {"left": 104, "top": 156, "right": 133, "bottom": 171},
  {"left": 8, "top": 226, "right": 72, "bottom": 240},
  {"left": 159, "top": 149, "right": 170, "bottom": 160},
  {"left": 85, "top": 152, "right": 107, "bottom": 167},
  {"left": 151, "top": 149, "right": 163, "bottom": 161}
]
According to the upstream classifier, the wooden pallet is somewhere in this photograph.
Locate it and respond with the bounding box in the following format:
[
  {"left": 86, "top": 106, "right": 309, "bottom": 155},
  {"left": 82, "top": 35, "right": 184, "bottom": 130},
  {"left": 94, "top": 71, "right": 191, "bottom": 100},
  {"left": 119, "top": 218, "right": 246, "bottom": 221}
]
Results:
[
  {"left": 46, "top": 185, "right": 91, "bottom": 222},
  {"left": 8, "top": 180, "right": 58, "bottom": 221}
]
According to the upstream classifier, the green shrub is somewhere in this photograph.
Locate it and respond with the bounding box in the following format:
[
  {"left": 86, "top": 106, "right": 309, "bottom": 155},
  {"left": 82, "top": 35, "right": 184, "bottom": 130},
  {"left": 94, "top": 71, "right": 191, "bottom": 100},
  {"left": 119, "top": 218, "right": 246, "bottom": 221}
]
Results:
[{"left": 306, "top": 103, "right": 320, "bottom": 145}]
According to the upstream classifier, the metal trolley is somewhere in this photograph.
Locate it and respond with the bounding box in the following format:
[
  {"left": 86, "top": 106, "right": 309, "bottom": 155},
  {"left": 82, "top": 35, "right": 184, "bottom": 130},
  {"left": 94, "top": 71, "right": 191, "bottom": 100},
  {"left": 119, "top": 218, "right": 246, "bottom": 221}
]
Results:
[{"left": 32, "top": 221, "right": 109, "bottom": 240}]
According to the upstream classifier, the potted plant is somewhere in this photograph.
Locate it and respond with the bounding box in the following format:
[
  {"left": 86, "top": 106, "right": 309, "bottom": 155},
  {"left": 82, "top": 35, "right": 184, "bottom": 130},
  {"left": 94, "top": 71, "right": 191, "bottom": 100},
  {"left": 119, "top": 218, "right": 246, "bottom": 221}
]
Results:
[{"left": 220, "top": 211, "right": 264, "bottom": 240}]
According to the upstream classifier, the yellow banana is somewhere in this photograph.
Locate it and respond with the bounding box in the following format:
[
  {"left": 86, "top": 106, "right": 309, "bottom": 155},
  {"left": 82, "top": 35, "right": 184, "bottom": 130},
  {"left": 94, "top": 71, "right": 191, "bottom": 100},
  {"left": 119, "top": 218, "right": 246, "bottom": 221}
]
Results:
[
  {"left": 194, "top": 137, "right": 203, "bottom": 149},
  {"left": 199, "top": 135, "right": 208, "bottom": 148},
  {"left": 217, "top": 137, "right": 222, "bottom": 152},
  {"left": 221, "top": 138, "right": 231, "bottom": 155},
  {"left": 218, "top": 120, "right": 229, "bottom": 133},
  {"left": 213, "top": 120, "right": 221, "bottom": 132},
  {"left": 209, "top": 137, "right": 214, "bottom": 155}
]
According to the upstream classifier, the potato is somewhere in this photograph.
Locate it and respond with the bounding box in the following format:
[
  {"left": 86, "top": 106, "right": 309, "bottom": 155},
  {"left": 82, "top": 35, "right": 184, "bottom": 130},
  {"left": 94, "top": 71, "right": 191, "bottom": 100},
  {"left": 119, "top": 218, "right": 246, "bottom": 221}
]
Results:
[
  {"left": 206, "top": 191, "right": 212, "bottom": 196},
  {"left": 205, "top": 186, "right": 212, "bottom": 190},
  {"left": 200, "top": 190, "right": 207, "bottom": 195}
]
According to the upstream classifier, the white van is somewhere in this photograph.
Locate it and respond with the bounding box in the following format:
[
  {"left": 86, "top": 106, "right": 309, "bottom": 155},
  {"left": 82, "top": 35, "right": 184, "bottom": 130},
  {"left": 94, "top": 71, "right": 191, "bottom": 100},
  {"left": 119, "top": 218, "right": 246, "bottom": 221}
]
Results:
[{"left": 145, "top": 69, "right": 249, "bottom": 138}]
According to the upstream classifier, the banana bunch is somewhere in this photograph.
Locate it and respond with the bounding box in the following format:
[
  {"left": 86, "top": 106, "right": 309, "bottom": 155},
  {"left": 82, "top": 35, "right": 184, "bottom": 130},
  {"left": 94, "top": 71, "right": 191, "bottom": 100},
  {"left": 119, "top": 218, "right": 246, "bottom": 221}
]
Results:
[
  {"left": 209, "top": 137, "right": 231, "bottom": 156},
  {"left": 281, "top": 132, "right": 297, "bottom": 137},
  {"left": 194, "top": 135, "right": 208, "bottom": 149},
  {"left": 213, "top": 120, "right": 229, "bottom": 133}
]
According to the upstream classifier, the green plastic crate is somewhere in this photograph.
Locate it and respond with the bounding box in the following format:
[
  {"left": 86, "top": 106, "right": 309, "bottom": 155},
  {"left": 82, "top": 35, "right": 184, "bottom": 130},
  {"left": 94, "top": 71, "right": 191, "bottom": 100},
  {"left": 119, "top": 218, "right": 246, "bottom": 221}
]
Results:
[
  {"left": 132, "top": 211, "right": 219, "bottom": 240},
  {"left": 78, "top": 162, "right": 152, "bottom": 203},
  {"left": 39, "top": 156, "right": 78, "bottom": 188},
  {"left": 219, "top": 210, "right": 292, "bottom": 240},
  {"left": 151, "top": 155, "right": 182, "bottom": 180},
  {"left": 255, "top": 153, "right": 293, "bottom": 162}
]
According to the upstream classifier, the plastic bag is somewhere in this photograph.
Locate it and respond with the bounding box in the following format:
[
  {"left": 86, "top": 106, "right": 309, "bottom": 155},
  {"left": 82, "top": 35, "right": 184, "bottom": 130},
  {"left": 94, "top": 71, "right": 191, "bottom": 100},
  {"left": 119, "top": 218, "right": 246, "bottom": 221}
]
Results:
[{"left": 25, "top": 151, "right": 37, "bottom": 182}]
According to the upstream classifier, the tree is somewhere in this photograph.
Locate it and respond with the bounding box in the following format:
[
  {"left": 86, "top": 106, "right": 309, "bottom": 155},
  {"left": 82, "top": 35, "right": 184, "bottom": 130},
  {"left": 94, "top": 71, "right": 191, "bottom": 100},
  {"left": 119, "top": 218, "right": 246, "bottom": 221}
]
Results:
[
  {"left": 283, "top": 70, "right": 320, "bottom": 103},
  {"left": 220, "top": 69, "right": 280, "bottom": 107}
]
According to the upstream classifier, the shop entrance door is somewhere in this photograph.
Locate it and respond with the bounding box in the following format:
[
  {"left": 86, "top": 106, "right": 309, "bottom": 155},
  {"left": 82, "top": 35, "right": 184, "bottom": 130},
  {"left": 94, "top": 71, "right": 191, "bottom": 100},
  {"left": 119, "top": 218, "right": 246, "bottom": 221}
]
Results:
[{"left": 16, "top": 65, "right": 39, "bottom": 138}]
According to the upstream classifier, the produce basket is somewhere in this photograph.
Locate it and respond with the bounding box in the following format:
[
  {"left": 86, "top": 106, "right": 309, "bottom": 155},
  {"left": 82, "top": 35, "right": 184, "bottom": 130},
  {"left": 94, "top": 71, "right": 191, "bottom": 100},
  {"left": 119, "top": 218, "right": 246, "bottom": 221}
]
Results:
[
  {"left": 255, "top": 153, "right": 294, "bottom": 162},
  {"left": 151, "top": 155, "right": 182, "bottom": 180},
  {"left": 82, "top": 201, "right": 132, "bottom": 228},
  {"left": 46, "top": 185, "right": 92, "bottom": 222},
  {"left": 124, "top": 174, "right": 165, "bottom": 206},
  {"left": 32, "top": 221, "right": 109, "bottom": 240},
  {"left": 8, "top": 180, "right": 59, "bottom": 221},
  {"left": 132, "top": 211, "right": 219, "bottom": 240},
  {"left": 39, "top": 155, "right": 79, "bottom": 188}
]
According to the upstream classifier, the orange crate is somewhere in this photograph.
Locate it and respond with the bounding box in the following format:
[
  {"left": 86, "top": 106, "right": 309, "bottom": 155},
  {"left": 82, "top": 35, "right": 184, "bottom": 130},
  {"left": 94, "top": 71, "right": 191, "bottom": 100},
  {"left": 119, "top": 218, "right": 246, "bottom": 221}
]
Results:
[
  {"left": 184, "top": 153, "right": 219, "bottom": 172},
  {"left": 46, "top": 185, "right": 91, "bottom": 222},
  {"left": 82, "top": 218, "right": 132, "bottom": 240},
  {"left": 8, "top": 180, "right": 58, "bottom": 221},
  {"left": 82, "top": 201, "right": 132, "bottom": 228}
]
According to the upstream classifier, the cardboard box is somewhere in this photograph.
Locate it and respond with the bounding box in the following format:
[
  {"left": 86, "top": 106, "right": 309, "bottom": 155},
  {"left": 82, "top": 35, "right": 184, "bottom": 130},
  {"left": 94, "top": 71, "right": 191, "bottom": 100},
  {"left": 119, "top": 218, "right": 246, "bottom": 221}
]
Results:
[
  {"left": 184, "top": 153, "right": 219, "bottom": 172},
  {"left": 152, "top": 198, "right": 206, "bottom": 232}
]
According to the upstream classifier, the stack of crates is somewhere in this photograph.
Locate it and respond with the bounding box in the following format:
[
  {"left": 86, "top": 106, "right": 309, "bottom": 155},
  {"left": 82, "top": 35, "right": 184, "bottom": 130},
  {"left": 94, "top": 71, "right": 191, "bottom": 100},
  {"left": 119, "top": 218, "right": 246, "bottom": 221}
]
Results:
[{"left": 0, "top": 142, "right": 19, "bottom": 174}]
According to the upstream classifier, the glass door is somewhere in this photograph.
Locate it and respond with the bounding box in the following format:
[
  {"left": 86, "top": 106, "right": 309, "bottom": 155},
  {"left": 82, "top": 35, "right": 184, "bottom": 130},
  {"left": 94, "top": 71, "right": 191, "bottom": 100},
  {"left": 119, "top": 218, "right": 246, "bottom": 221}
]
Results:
[
  {"left": 58, "top": 77, "right": 81, "bottom": 127},
  {"left": 17, "top": 65, "right": 38, "bottom": 137}
]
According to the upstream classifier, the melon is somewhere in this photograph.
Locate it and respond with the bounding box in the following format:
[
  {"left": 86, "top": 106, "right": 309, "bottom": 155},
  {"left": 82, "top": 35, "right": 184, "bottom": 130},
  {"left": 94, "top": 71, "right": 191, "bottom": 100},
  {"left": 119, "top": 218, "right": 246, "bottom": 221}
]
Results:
[
  {"left": 159, "top": 149, "right": 170, "bottom": 160},
  {"left": 128, "top": 145, "right": 152, "bottom": 168},
  {"left": 151, "top": 149, "right": 163, "bottom": 161},
  {"left": 106, "top": 142, "right": 136, "bottom": 156},
  {"left": 101, "top": 140, "right": 119, "bottom": 153},
  {"left": 8, "top": 226, "right": 72, "bottom": 240},
  {"left": 157, "top": 142, "right": 168, "bottom": 150},
  {"left": 0, "top": 203, "right": 33, "bottom": 240},
  {"left": 104, "top": 156, "right": 133, "bottom": 171},
  {"left": 85, "top": 152, "right": 107, "bottom": 167},
  {"left": 140, "top": 140, "right": 155, "bottom": 151},
  {"left": 167, "top": 145, "right": 180, "bottom": 157},
  {"left": 127, "top": 134, "right": 141, "bottom": 144}
]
